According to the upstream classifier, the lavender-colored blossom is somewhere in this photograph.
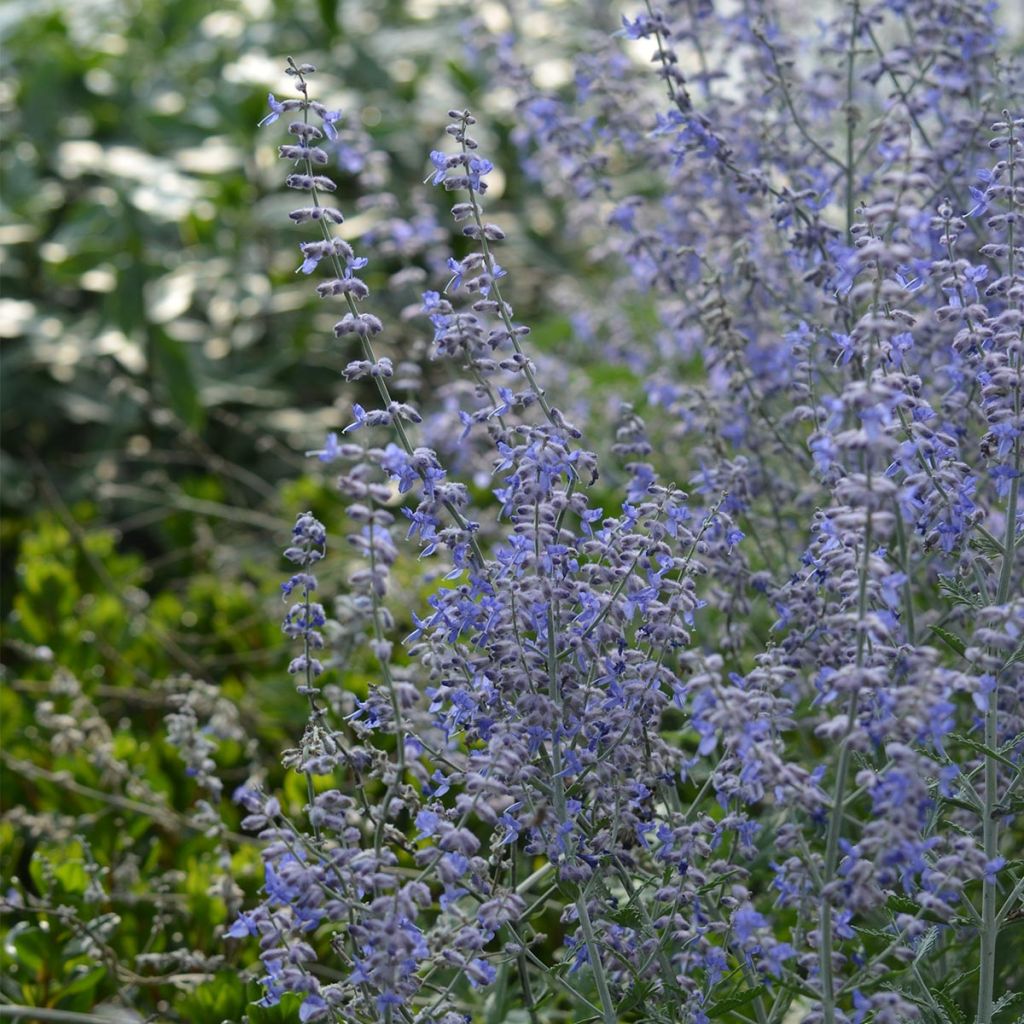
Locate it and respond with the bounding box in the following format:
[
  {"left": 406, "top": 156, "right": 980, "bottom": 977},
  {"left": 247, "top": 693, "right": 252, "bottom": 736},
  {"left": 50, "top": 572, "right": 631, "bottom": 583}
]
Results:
[{"left": 236, "top": 18, "right": 1024, "bottom": 1020}]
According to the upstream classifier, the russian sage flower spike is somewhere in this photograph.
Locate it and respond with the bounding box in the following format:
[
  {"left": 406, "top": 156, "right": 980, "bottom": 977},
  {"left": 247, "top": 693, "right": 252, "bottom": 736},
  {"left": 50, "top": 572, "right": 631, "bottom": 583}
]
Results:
[
  {"left": 428, "top": 108, "right": 587, "bottom": 463},
  {"left": 281, "top": 511, "right": 327, "bottom": 698},
  {"left": 261, "top": 61, "right": 485, "bottom": 572}
]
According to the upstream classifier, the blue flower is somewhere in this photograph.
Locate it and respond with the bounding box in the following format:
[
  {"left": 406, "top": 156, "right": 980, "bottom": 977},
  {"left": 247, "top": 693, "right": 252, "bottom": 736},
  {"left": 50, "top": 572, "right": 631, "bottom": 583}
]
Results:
[
  {"left": 762, "top": 941, "right": 795, "bottom": 977},
  {"left": 227, "top": 913, "right": 258, "bottom": 938},
  {"left": 620, "top": 14, "right": 654, "bottom": 40},
  {"left": 428, "top": 150, "right": 448, "bottom": 185},
  {"left": 296, "top": 243, "right": 321, "bottom": 275},
  {"left": 966, "top": 186, "right": 988, "bottom": 218},
  {"left": 466, "top": 957, "right": 497, "bottom": 988},
  {"left": 343, "top": 404, "right": 368, "bottom": 434},
  {"left": 852, "top": 990, "right": 871, "bottom": 1024},
  {"left": 467, "top": 156, "right": 493, "bottom": 190},
  {"left": 306, "top": 431, "right": 341, "bottom": 462},
  {"left": 415, "top": 808, "right": 441, "bottom": 839},
  {"left": 345, "top": 255, "right": 369, "bottom": 278},
  {"left": 375, "top": 993, "right": 404, "bottom": 1013},
  {"left": 445, "top": 257, "right": 464, "bottom": 293},
  {"left": 480, "top": 262, "right": 506, "bottom": 296},
  {"left": 299, "top": 994, "right": 327, "bottom": 1022},
  {"left": 832, "top": 331, "right": 854, "bottom": 366},
  {"left": 320, "top": 108, "right": 342, "bottom": 140},
  {"left": 258, "top": 93, "right": 285, "bottom": 127},
  {"left": 984, "top": 857, "right": 1006, "bottom": 883},
  {"left": 732, "top": 905, "right": 767, "bottom": 944}
]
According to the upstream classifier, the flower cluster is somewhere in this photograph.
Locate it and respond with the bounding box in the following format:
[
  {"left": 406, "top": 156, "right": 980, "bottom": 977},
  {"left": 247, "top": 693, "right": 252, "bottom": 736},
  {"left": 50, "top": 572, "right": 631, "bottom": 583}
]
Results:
[{"left": 240, "top": 12, "right": 1023, "bottom": 1018}]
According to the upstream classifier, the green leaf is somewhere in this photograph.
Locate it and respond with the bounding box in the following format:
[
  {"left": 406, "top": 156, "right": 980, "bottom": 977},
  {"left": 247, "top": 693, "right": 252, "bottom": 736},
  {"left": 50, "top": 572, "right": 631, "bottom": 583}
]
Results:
[
  {"left": 111, "top": 257, "right": 147, "bottom": 335},
  {"left": 939, "top": 964, "right": 980, "bottom": 997},
  {"left": 933, "top": 989, "right": 966, "bottom": 1024},
  {"left": 316, "top": 0, "right": 337, "bottom": 34},
  {"left": 52, "top": 856, "right": 90, "bottom": 895},
  {"left": 585, "top": 362, "right": 641, "bottom": 390},
  {"left": 151, "top": 329, "right": 203, "bottom": 431},
  {"left": 994, "top": 797, "right": 1024, "bottom": 816},
  {"left": 1003, "top": 641, "right": 1024, "bottom": 671},
  {"left": 706, "top": 985, "right": 767, "bottom": 1019},
  {"left": 176, "top": 972, "right": 247, "bottom": 1020},
  {"left": 696, "top": 869, "right": 743, "bottom": 894},
  {"left": 939, "top": 795, "right": 982, "bottom": 815},
  {"left": 940, "top": 819, "right": 977, "bottom": 840},
  {"left": 246, "top": 991, "right": 303, "bottom": 1023},
  {"left": 886, "top": 894, "right": 919, "bottom": 916},
  {"left": 912, "top": 926, "right": 939, "bottom": 966},
  {"left": 445, "top": 59, "right": 481, "bottom": 96},
  {"left": 484, "top": 960, "right": 511, "bottom": 1024},
  {"left": 3, "top": 923, "right": 49, "bottom": 972},
  {"left": 994, "top": 992, "right": 1024, "bottom": 1017},
  {"left": 881, "top": 894, "right": 954, "bottom": 926},
  {"left": 971, "top": 532, "right": 1005, "bottom": 559},
  {"left": 937, "top": 575, "right": 981, "bottom": 608},
  {"left": 613, "top": 981, "right": 653, "bottom": 1017},
  {"left": 55, "top": 964, "right": 106, "bottom": 1001},
  {"left": 949, "top": 733, "right": 1020, "bottom": 771},
  {"left": 929, "top": 626, "right": 967, "bottom": 657},
  {"left": 854, "top": 927, "right": 897, "bottom": 943}
]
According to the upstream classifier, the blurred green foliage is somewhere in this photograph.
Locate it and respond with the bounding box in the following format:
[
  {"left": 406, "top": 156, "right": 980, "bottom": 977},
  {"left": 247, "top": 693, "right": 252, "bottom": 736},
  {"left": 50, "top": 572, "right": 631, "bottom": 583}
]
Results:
[
  {"left": 2, "top": 0, "right": 496, "bottom": 536},
  {"left": 0, "top": 0, "right": 590, "bottom": 525}
]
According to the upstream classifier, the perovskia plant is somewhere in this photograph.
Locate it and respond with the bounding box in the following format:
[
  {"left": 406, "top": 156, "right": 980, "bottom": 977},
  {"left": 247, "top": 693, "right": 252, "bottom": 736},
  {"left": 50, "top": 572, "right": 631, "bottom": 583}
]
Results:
[{"left": 234, "top": 2, "right": 1023, "bottom": 1019}]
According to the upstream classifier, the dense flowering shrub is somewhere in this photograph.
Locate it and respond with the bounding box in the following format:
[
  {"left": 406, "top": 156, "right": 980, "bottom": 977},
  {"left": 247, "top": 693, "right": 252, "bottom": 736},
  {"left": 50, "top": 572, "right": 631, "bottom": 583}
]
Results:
[{"left": 235, "top": 6, "right": 1024, "bottom": 1019}]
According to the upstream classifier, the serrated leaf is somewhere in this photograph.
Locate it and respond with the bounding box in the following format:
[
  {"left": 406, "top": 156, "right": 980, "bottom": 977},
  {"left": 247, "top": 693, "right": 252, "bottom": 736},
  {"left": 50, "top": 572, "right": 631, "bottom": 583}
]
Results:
[
  {"left": 941, "top": 818, "right": 977, "bottom": 837},
  {"left": 933, "top": 989, "right": 966, "bottom": 1024},
  {"left": 609, "top": 903, "right": 644, "bottom": 930},
  {"left": 939, "top": 964, "right": 980, "bottom": 996},
  {"left": 914, "top": 926, "right": 939, "bottom": 959},
  {"left": 706, "top": 985, "right": 767, "bottom": 1019},
  {"left": 853, "top": 926, "right": 898, "bottom": 943},
  {"left": 938, "top": 575, "right": 982, "bottom": 608},
  {"left": 696, "top": 869, "right": 743, "bottom": 894},
  {"left": 949, "top": 733, "right": 1019, "bottom": 771},
  {"left": 1003, "top": 641, "right": 1024, "bottom": 670},
  {"left": 613, "top": 980, "right": 653, "bottom": 1017},
  {"left": 994, "top": 992, "right": 1024, "bottom": 1015},
  {"left": 971, "top": 532, "right": 1006, "bottom": 559},
  {"left": 881, "top": 894, "right": 951, "bottom": 926},
  {"left": 939, "top": 795, "right": 982, "bottom": 815},
  {"left": 886, "top": 894, "right": 919, "bottom": 916},
  {"left": 930, "top": 625, "right": 967, "bottom": 657}
]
